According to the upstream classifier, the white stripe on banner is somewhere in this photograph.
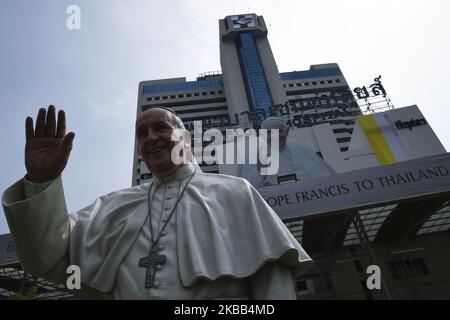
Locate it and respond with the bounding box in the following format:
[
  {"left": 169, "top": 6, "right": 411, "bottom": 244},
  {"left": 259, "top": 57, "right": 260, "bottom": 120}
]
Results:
[{"left": 374, "top": 113, "right": 412, "bottom": 162}]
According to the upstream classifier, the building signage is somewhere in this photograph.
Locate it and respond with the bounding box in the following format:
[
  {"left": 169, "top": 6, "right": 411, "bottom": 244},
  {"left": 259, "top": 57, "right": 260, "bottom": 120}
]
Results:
[
  {"left": 258, "top": 153, "right": 450, "bottom": 220},
  {"left": 395, "top": 118, "right": 427, "bottom": 130},
  {"left": 230, "top": 14, "right": 256, "bottom": 29},
  {"left": 353, "top": 75, "right": 386, "bottom": 99},
  {"left": 184, "top": 89, "right": 359, "bottom": 131}
]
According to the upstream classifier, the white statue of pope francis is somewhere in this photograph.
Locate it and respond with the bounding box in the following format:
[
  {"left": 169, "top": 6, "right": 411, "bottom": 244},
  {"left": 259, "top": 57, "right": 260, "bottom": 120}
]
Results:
[{"left": 2, "top": 106, "right": 313, "bottom": 299}]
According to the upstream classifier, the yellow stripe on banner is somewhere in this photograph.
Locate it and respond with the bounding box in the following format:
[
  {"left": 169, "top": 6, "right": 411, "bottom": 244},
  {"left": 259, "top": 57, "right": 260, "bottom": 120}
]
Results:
[{"left": 357, "top": 114, "right": 396, "bottom": 165}]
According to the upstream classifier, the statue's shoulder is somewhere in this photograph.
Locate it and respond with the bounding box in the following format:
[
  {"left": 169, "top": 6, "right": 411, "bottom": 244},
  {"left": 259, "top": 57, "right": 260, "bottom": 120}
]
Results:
[{"left": 98, "top": 183, "right": 149, "bottom": 203}]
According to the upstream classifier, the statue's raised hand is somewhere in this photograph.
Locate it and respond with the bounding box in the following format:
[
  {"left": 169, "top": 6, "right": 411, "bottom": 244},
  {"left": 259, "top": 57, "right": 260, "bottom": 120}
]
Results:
[{"left": 25, "top": 105, "right": 75, "bottom": 183}]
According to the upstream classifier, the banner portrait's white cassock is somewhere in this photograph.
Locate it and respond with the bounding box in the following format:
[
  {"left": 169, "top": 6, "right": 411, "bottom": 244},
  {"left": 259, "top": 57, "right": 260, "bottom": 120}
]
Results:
[
  {"left": 2, "top": 163, "right": 313, "bottom": 299},
  {"left": 243, "top": 144, "right": 337, "bottom": 188}
]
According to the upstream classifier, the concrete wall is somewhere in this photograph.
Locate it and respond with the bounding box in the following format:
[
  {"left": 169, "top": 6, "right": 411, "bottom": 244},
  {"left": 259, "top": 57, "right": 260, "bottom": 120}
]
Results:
[
  {"left": 219, "top": 37, "right": 250, "bottom": 116},
  {"left": 254, "top": 37, "right": 287, "bottom": 105}
]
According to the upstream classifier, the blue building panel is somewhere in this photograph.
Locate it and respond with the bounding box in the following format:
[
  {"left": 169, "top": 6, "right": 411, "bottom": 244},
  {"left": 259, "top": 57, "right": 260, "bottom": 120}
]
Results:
[
  {"left": 142, "top": 79, "right": 223, "bottom": 94},
  {"left": 238, "top": 32, "right": 273, "bottom": 114},
  {"left": 280, "top": 68, "right": 342, "bottom": 81}
]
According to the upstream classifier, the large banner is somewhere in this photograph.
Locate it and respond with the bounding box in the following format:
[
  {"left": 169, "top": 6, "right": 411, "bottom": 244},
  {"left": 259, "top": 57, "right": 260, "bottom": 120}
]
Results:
[
  {"left": 239, "top": 140, "right": 336, "bottom": 188},
  {"left": 258, "top": 153, "right": 450, "bottom": 220}
]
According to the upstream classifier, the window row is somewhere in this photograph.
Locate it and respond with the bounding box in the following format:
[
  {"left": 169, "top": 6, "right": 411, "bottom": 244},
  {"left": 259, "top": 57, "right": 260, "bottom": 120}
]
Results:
[
  {"left": 284, "top": 79, "right": 342, "bottom": 89},
  {"left": 146, "top": 90, "right": 224, "bottom": 102},
  {"left": 142, "top": 79, "right": 223, "bottom": 94}
]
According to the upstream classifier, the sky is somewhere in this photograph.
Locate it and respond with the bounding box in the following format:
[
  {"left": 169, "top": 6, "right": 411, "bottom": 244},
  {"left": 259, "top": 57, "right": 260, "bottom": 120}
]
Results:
[{"left": 1, "top": 0, "right": 450, "bottom": 234}]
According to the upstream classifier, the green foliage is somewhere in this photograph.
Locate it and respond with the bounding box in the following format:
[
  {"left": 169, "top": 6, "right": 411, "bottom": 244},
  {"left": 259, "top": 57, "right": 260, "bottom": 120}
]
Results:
[{"left": 7, "top": 285, "right": 39, "bottom": 300}]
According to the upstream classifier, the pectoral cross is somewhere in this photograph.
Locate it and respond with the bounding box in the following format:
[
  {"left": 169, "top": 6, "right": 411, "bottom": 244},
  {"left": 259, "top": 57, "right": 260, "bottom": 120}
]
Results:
[{"left": 139, "top": 247, "right": 167, "bottom": 288}]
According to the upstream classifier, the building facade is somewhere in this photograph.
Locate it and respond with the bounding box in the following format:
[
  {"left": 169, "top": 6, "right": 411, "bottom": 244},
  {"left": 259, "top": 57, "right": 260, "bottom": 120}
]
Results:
[
  {"left": 132, "top": 13, "right": 360, "bottom": 185},
  {"left": 130, "top": 15, "right": 449, "bottom": 300}
]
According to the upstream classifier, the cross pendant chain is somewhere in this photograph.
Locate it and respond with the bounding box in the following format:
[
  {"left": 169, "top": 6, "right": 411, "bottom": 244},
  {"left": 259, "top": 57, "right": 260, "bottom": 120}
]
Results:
[
  {"left": 140, "top": 169, "right": 196, "bottom": 289},
  {"left": 139, "top": 246, "right": 167, "bottom": 288}
]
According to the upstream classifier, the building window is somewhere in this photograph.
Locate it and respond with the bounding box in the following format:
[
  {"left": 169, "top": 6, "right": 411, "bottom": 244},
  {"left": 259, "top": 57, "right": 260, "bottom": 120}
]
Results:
[
  {"left": 162, "top": 96, "right": 168, "bottom": 100},
  {"left": 202, "top": 92, "right": 207, "bottom": 96},
  {"left": 304, "top": 82, "right": 310, "bottom": 86},
  {"left": 335, "top": 79, "right": 341, "bottom": 83},
  {"left": 312, "top": 81, "right": 317, "bottom": 85},
  {"left": 320, "top": 81, "right": 325, "bottom": 84},
  {"left": 178, "top": 94, "right": 183, "bottom": 98},
  {"left": 210, "top": 91, "right": 216, "bottom": 95},
  {"left": 387, "top": 258, "right": 430, "bottom": 280},
  {"left": 283, "top": 84, "right": 286, "bottom": 88},
  {"left": 297, "top": 83, "right": 302, "bottom": 87},
  {"left": 155, "top": 97, "right": 160, "bottom": 101},
  {"left": 170, "top": 95, "right": 175, "bottom": 99},
  {"left": 186, "top": 93, "right": 192, "bottom": 97},
  {"left": 142, "top": 78, "right": 223, "bottom": 95},
  {"left": 296, "top": 280, "right": 307, "bottom": 291},
  {"left": 327, "top": 80, "right": 333, "bottom": 84},
  {"left": 333, "top": 128, "right": 354, "bottom": 134},
  {"left": 194, "top": 93, "right": 199, "bottom": 97},
  {"left": 289, "top": 84, "right": 294, "bottom": 88},
  {"left": 147, "top": 97, "right": 152, "bottom": 101},
  {"left": 296, "top": 273, "right": 330, "bottom": 296},
  {"left": 218, "top": 90, "right": 223, "bottom": 94},
  {"left": 337, "top": 137, "right": 351, "bottom": 143}
]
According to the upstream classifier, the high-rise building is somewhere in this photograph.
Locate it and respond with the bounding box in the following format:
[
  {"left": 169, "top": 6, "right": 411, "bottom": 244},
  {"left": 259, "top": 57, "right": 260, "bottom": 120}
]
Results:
[{"left": 132, "top": 13, "right": 361, "bottom": 185}]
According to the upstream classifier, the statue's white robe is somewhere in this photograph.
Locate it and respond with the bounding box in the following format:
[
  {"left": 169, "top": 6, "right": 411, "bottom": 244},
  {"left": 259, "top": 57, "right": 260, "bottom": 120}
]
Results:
[{"left": 2, "top": 164, "right": 313, "bottom": 299}]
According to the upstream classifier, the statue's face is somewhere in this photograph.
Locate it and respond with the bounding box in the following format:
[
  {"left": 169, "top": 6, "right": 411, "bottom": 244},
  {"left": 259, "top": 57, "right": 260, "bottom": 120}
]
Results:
[{"left": 136, "top": 108, "right": 184, "bottom": 177}]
